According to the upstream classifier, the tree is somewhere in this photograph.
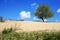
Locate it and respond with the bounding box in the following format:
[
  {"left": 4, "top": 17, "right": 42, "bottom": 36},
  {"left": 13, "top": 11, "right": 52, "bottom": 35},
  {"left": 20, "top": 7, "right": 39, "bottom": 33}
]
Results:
[
  {"left": 34, "top": 4, "right": 54, "bottom": 22},
  {"left": 0, "top": 16, "right": 3, "bottom": 22}
]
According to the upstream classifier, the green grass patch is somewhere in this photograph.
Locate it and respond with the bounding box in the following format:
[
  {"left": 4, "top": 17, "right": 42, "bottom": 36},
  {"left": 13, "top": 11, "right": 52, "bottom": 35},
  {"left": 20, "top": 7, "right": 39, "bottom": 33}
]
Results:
[{"left": 0, "top": 29, "right": 60, "bottom": 40}]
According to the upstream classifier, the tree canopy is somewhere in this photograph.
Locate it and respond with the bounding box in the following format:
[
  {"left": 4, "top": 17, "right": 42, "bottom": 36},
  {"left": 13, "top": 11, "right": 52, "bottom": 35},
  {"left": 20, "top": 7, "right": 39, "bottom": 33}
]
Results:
[{"left": 34, "top": 4, "right": 54, "bottom": 22}]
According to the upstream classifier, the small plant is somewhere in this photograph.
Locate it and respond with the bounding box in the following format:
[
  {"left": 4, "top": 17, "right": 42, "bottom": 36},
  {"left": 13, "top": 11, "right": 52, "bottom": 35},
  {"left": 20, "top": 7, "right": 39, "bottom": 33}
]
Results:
[
  {"left": 2, "top": 28, "right": 8, "bottom": 34},
  {"left": 2, "top": 28, "right": 14, "bottom": 34}
]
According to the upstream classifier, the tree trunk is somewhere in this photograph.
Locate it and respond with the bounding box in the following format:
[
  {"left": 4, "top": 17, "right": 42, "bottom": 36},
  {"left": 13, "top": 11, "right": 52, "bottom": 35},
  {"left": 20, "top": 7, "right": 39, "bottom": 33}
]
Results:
[
  {"left": 42, "top": 19, "right": 44, "bottom": 22},
  {"left": 41, "top": 17, "right": 44, "bottom": 22}
]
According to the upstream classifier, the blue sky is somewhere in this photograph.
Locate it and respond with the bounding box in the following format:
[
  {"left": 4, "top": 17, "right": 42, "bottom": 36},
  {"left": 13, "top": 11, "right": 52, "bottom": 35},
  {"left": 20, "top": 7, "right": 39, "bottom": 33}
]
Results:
[{"left": 0, "top": 0, "right": 60, "bottom": 21}]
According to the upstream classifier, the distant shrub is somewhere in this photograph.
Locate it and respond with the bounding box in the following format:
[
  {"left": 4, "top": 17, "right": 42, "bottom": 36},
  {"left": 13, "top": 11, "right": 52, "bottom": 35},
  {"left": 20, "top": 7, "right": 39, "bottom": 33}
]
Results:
[
  {"left": 16, "top": 19, "right": 24, "bottom": 21},
  {"left": 0, "top": 16, "right": 3, "bottom": 22},
  {"left": 20, "top": 19, "right": 24, "bottom": 21}
]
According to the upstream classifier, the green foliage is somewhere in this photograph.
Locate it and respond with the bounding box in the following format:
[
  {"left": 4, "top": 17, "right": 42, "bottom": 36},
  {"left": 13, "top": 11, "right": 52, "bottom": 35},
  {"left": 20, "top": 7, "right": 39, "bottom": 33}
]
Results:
[
  {"left": 16, "top": 19, "right": 24, "bottom": 21},
  {"left": 34, "top": 4, "right": 54, "bottom": 22},
  {"left": 20, "top": 19, "right": 24, "bottom": 21},
  {"left": 2, "top": 28, "right": 14, "bottom": 34},
  {"left": 2, "top": 28, "right": 8, "bottom": 34},
  {"left": 0, "top": 30, "right": 60, "bottom": 40}
]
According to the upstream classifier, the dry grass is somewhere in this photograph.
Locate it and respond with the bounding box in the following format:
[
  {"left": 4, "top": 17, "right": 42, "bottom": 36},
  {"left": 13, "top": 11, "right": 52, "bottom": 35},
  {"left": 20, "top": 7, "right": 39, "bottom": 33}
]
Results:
[{"left": 0, "top": 20, "right": 60, "bottom": 32}]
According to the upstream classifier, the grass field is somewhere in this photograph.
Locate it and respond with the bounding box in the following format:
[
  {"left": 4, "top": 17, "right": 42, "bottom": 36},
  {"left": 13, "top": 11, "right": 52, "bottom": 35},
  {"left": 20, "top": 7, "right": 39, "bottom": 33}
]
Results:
[
  {"left": 0, "top": 20, "right": 60, "bottom": 40},
  {"left": 0, "top": 20, "right": 60, "bottom": 32},
  {"left": 0, "top": 30, "right": 60, "bottom": 40}
]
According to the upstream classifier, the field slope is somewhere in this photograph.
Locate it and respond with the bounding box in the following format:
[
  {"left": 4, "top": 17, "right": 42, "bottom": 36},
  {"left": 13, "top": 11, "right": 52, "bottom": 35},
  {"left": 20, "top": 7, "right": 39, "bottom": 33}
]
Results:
[{"left": 0, "top": 20, "right": 60, "bottom": 32}]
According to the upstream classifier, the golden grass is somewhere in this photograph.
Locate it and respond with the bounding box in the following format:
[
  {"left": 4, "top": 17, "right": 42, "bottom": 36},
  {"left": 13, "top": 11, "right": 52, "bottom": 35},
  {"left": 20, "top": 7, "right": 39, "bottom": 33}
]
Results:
[{"left": 0, "top": 20, "right": 60, "bottom": 32}]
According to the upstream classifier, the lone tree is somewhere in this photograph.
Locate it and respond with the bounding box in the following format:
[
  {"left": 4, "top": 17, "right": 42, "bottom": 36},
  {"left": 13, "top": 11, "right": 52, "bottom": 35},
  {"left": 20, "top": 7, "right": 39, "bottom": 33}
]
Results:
[{"left": 34, "top": 4, "right": 54, "bottom": 22}]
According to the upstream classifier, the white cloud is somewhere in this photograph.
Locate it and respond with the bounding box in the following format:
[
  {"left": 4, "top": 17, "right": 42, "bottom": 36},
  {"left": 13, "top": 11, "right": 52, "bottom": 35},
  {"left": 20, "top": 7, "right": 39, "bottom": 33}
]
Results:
[
  {"left": 20, "top": 11, "right": 31, "bottom": 19},
  {"left": 32, "top": 3, "right": 37, "bottom": 6},
  {"left": 57, "top": 9, "right": 60, "bottom": 13},
  {"left": 31, "top": 3, "right": 37, "bottom": 8}
]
